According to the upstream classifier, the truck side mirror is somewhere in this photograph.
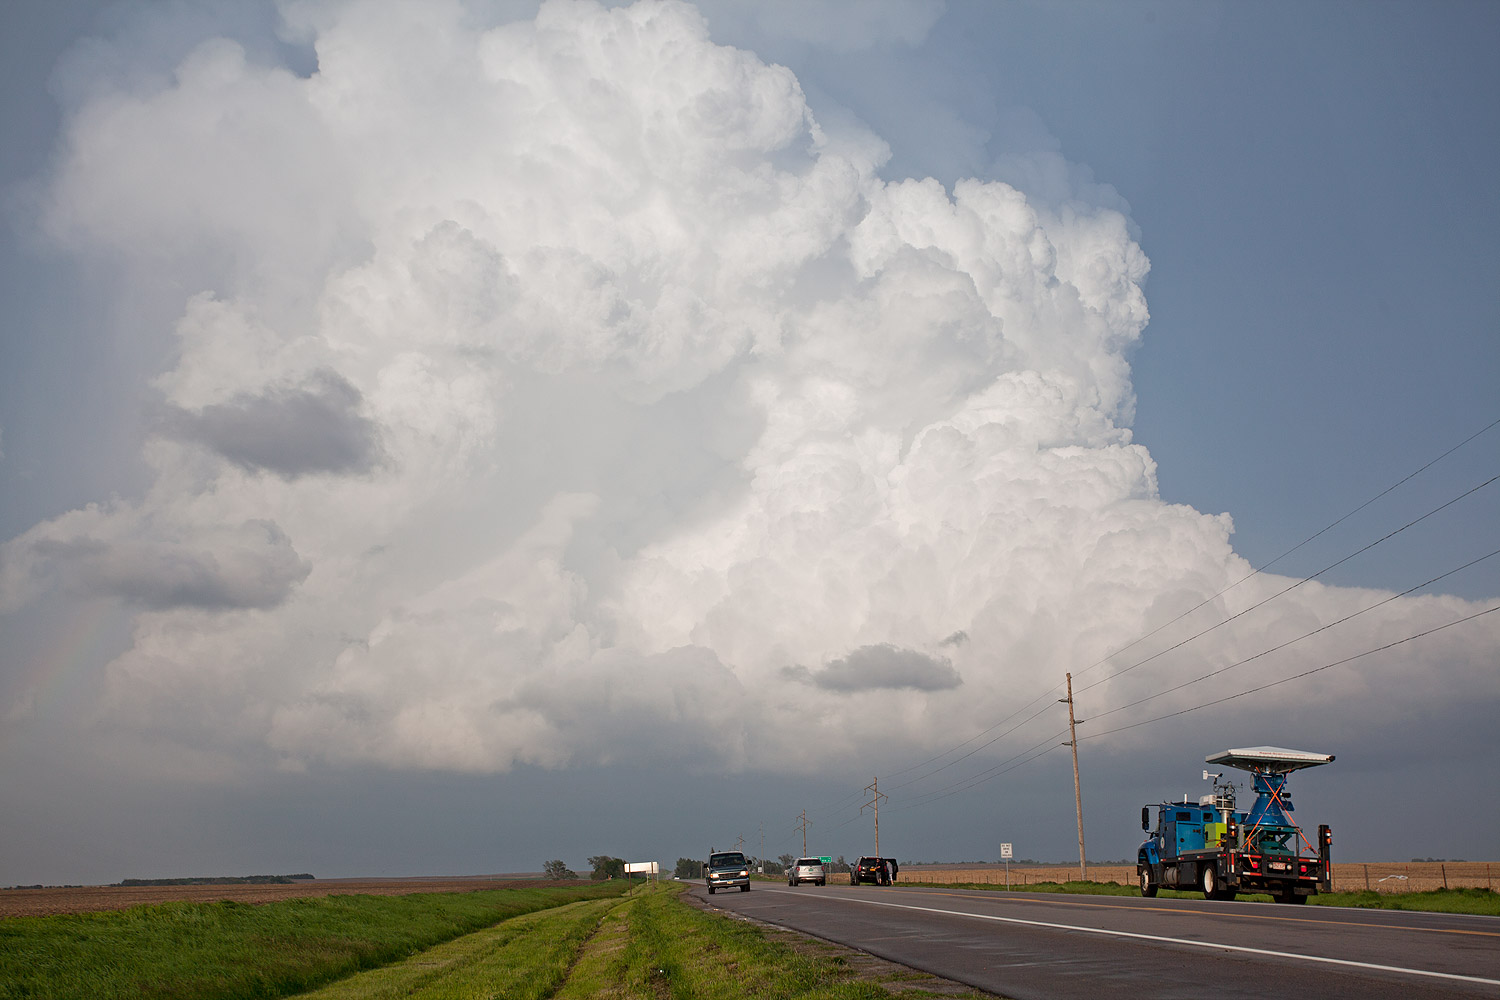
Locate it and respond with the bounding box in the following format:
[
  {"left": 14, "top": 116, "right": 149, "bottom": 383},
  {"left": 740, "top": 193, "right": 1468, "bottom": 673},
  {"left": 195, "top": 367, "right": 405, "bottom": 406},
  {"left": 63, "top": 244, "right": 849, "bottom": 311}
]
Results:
[{"left": 1141, "top": 806, "right": 1150, "bottom": 831}]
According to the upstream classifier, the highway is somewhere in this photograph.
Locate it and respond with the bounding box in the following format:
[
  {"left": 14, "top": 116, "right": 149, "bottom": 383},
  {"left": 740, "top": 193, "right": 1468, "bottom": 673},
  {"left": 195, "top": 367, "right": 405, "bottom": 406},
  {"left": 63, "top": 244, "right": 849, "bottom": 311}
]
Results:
[{"left": 694, "top": 881, "right": 1500, "bottom": 999}]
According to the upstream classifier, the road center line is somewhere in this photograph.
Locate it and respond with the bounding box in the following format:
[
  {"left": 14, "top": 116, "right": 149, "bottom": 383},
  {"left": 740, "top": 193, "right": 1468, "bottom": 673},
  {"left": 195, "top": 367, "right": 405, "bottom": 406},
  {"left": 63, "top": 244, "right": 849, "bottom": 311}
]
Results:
[{"left": 764, "top": 888, "right": 1500, "bottom": 987}]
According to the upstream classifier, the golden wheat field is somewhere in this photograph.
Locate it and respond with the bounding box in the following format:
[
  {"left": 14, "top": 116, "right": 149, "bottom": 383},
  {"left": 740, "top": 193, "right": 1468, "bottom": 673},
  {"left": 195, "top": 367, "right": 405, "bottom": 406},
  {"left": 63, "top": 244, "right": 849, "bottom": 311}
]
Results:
[{"left": 901, "top": 861, "right": 1497, "bottom": 893}]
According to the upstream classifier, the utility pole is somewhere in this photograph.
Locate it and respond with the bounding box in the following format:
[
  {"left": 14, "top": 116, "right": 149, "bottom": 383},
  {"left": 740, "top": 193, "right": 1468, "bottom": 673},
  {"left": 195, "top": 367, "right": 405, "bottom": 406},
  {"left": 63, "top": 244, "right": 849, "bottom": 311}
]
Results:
[
  {"left": 759, "top": 823, "right": 764, "bottom": 874},
  {"left": 861, "top": 777, "right": 888, "bottom": 857},
  {"left": 1059, "top": 672, "right": 1087, "bottom": 882},
  {"left": 795, "top": 810, "right": 810, "bottom": 857}
]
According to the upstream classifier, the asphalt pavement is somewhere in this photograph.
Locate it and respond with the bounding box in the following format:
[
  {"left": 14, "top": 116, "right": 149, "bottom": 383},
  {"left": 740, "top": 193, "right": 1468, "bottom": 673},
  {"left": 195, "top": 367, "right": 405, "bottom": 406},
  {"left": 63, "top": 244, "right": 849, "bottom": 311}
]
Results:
[{"left": 694, "top": 881, "right": 1500, "bottom": 1000}]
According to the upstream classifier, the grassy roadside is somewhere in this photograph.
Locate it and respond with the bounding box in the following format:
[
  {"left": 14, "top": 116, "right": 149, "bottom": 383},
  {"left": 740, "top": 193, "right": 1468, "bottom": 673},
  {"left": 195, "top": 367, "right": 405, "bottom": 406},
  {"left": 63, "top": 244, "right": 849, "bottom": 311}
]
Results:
[
  {"left": 896, "top": 879, "right": 1500, "bottom": 915},
  {"left": 0, "top": 882, "right": 628, "bottom": 1000},
  {"left": 300, "top": 882, "right": 991, "bottom": 999}
]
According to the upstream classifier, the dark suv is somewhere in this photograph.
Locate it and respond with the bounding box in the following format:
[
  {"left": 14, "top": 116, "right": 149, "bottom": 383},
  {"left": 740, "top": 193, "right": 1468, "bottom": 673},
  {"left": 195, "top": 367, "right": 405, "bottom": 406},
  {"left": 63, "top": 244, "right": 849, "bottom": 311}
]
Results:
[
  {"left": 850, "top": 856, "right": 898, "bottom": 885},
  {"left": 705, "top": 851, "right": 751, "bottom": 894}
]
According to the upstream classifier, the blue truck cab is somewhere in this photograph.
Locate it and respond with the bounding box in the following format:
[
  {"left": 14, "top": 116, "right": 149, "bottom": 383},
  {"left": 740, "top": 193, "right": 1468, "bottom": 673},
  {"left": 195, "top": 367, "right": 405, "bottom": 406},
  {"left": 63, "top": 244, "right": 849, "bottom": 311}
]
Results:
[{"left": 1138, "top": 746, "right": 1333, "bottom": 904}]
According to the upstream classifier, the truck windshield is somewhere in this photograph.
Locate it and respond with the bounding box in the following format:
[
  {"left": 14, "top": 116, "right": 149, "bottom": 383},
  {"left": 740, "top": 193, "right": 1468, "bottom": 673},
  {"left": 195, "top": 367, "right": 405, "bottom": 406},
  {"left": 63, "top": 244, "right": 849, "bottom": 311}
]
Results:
[
  {"left": 709, "top": 853, "right": 746, "bottom": 866},
  {"left": 1251, "top": 829, "right": 1296, "bottom": 855}
]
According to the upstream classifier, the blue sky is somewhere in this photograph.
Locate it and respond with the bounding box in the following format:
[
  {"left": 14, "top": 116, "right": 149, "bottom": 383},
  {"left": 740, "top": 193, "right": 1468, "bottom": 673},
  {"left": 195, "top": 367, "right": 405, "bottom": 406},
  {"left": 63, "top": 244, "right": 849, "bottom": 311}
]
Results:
[{"left": 1, "top": 0, "right": 1496, "bottom": 884}]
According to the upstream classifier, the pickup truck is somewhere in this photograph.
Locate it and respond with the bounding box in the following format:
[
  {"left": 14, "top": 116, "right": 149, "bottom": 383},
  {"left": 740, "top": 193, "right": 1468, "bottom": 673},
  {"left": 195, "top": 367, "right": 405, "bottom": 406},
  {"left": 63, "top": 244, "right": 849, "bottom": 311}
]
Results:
[{"left": 705, "top": 851, "right": 751, "bottom": 894}]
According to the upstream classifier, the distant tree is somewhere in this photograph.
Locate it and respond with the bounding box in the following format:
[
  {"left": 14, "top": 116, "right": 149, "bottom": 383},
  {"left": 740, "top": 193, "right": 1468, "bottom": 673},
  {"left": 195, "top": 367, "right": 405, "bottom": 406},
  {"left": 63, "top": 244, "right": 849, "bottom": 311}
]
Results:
[
  {"left": 778, "top": 853, "right": 795, "bottom": 868},
  {"left": 543, "top": 859, "right": 577, "bottom": 880},
  {"left": 674, "top": 857, "right": 703, "bottom": 879},
  {"left": 588, "top": 855, "right": 626, "bottom": 880}
]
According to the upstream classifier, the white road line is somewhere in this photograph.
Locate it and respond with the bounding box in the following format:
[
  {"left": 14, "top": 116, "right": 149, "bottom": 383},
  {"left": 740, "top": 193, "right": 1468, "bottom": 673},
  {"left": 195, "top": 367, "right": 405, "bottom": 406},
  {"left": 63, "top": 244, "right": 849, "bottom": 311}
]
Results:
[{"left": 762, "top": 888, "right": 1500, "bottom": 988}]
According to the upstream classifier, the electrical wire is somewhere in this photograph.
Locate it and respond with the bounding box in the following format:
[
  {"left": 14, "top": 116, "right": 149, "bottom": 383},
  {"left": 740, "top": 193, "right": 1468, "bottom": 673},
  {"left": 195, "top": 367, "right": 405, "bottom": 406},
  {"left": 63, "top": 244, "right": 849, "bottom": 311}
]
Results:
[
  {"left": 1074, "top": 473, "right": 1497, "bottom": 696},
  {"left": 1082, "top": 547, "right": 1500, "bottom": 726},
  {"left": 1081, "top": 604, "right": 1500, "bottom": 741},
  {"left": 1068, "top": 416, "right": 1500, "bottom": 685}
]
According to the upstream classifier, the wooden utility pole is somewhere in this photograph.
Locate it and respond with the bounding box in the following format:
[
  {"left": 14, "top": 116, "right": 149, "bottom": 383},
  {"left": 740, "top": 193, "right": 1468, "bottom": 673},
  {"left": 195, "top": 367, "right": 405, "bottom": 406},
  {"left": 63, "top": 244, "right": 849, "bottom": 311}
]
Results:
[
  {"left": 1059, "top": 672, "right": 1087, "bottom": 881},
  {"left": 795, "top": 810, "right": 810, "bottom": 857},
  {"left": 861, "top": 777, "right": 888, "bottom": 857}
]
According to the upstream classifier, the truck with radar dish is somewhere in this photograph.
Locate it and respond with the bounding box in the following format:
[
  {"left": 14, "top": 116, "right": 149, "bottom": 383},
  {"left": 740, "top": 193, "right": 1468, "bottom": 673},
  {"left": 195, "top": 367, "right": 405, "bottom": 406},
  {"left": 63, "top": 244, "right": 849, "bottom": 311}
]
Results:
[{"left": 1137, "top": 746, "right": 1334, "bottom": 904}]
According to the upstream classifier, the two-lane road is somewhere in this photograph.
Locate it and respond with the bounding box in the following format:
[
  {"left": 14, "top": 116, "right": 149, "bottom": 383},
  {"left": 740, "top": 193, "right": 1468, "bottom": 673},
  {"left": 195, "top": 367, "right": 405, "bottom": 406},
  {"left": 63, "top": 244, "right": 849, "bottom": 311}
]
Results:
[{"left": 695, "top": 882, "right": 1500, "bottom": 999}]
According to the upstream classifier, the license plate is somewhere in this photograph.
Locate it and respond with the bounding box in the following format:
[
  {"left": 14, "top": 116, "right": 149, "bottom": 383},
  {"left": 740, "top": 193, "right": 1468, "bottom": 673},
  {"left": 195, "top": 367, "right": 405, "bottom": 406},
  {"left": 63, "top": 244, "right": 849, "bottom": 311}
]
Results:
[{"left": 1269, "top": 862, "right": 1289, "bottom": 871}]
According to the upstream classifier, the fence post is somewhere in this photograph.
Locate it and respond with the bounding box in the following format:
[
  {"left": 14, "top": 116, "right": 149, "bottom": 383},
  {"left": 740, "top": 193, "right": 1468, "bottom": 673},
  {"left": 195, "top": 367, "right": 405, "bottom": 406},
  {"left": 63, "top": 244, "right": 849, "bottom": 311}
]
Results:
[
  {"left": 1442, "top": 864, "right": 1448, "bottom": 890},
  {"left": 1363, "top": 864, "right": 1370, "bottom": 892}
]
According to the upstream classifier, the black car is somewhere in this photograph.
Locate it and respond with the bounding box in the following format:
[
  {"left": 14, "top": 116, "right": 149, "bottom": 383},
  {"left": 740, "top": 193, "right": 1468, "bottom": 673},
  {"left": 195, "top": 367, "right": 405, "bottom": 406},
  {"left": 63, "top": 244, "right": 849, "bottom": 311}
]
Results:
[
  {"left": 850, "top": 855, "right": 898, "bottom": 885},
  {"left": 705, "top": 851, "right": 751, "bottom": 894}
]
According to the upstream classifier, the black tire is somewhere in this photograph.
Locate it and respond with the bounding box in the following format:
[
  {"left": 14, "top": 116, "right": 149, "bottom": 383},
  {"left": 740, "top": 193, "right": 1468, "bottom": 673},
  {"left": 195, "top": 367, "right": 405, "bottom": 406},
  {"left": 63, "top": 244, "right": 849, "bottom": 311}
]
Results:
[
  {"left": 740, "top": 884, "right": 749, "bottom": 892},
  {"left": 1139, "top": 868, "right": 1158, "bottom": 898},
  {"left": 1200, "top": 864, "right": 1218, "bottom": 900},
  {"left": 789, "top": 876, "right": 797, "bottom": 886},
  {"left": 818, "top": 879, "right": 825, "bottom": 886},
  {"left": 851, "top": 874, "right": 858, "bottom": 885},
  {"left": 1275, "top": 891, "right": 1307, "bottom": 905},
  {"left": 707, "top": 885, "right": 715, "bottom": 895}
]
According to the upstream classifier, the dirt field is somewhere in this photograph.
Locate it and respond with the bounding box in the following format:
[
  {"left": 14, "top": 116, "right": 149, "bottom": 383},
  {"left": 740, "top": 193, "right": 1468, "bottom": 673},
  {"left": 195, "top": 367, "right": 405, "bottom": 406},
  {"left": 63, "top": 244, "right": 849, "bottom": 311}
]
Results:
[
  {"left": 901, "top": 861, "right": 1499, "bottom": 894},
  {"left": 0, "top": 876, "right": 589, "bottom": 919}
]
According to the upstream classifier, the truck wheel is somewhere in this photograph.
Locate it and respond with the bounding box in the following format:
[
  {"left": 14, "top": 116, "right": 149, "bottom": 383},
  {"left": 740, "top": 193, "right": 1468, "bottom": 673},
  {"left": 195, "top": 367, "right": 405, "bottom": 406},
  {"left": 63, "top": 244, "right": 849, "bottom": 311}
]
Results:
[
  {"left": 1275, "top": 891, "right": 1307, "bottom": 904},
  {"left": 1139, "top": 869, "right": 1158, "bottom": 898},
  {"left": 707, "top": 885, "right": 715, "bottom": 895},
  {"left": 740, "top": 884, "right": 750, "bottom": 892},
  {"left": 789, "top": 876, "right": 797, "bottom": 886},
  {"left": 1200, "top": 864, "right": 1218, "bottom": 900}
]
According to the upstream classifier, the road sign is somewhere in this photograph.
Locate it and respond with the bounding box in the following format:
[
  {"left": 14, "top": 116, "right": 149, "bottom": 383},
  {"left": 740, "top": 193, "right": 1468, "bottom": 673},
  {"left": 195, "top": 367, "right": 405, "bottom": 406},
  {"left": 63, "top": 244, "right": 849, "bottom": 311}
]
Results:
[
  {"left": 1000, "top": 843, "right": 1013, "bottom": 859},
  {"left": 820, "top": 856, "right": 832, "bottom": 863}
]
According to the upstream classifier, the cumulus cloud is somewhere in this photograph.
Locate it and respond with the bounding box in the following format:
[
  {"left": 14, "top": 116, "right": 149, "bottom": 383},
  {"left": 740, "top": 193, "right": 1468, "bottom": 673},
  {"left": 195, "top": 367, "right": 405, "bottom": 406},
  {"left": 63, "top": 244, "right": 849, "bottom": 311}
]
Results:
[
  {"left": 6, "top": 0, "right": 1495, "bottom": 780},
  {"left": 794, "top": 644, "right": 962, "bottom": 691},
  {"left": 158, "top": 368, "right": 381, "bottom": 477}
]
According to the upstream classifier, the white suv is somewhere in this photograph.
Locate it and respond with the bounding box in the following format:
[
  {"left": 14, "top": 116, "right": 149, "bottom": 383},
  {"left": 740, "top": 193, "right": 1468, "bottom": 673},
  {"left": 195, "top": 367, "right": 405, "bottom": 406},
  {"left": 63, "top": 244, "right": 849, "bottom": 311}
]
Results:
[{"left": 787, "top": 858, "right": 826, "bottom": 886}]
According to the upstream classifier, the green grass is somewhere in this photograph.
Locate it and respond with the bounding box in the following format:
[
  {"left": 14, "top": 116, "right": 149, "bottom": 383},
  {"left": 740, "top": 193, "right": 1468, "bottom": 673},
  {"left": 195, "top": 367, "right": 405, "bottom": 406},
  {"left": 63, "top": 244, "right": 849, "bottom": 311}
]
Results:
[
  {"left": 302, "top": 883, "right": 986, "bottom": 999},
  {"left": 294, "top": 895, "right": 626, "bottom": 1000},
  {"left": 900, "top": 878, "right": 1500, "bottom": 914},
  {"left": 0, "top": 882, "right": 629, "bottom": 1000}
]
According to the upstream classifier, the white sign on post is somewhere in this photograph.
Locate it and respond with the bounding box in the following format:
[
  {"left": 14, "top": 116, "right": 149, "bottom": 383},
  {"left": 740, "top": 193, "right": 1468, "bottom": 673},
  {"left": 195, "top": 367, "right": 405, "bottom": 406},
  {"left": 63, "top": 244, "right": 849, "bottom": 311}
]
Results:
[
  {"left": 1000, "top": 843, "right": 1013, "bottom": 859},
  {"left": 624, "top": 861, "right": 659, "bottom": 880}
]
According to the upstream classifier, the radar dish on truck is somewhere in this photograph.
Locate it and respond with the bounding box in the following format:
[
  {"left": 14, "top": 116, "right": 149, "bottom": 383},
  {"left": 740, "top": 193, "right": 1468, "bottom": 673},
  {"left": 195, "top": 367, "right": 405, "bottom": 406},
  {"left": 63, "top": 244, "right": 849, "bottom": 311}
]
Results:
[
  {"left": 1138, "top": 747, "right": 1334, "bottom": 904},
  {"left": 1206, "top": 747, "right": 1335, "bottom": 773}
]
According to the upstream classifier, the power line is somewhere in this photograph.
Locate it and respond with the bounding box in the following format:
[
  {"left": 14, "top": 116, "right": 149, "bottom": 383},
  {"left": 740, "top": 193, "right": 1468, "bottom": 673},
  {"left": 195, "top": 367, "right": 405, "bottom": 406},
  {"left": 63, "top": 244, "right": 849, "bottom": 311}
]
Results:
[
  {"left": 1082, "top": 604, "right": 1500, "bottom": 741},
  {"left": 1068, "top": 416, "right": 1500, "bottom": 686},
  {"left": 857, "top": 418, "right": 1499, "bottom": 806},
  {"left": 789, "top": 419, "right": 1499, "bottom": 829},
  {"left": 1082, "top": 547, "right": 1500, "bottom": 726},
  {"left": 1075, "top": 472, "right": 1497, "bottom": 696}
]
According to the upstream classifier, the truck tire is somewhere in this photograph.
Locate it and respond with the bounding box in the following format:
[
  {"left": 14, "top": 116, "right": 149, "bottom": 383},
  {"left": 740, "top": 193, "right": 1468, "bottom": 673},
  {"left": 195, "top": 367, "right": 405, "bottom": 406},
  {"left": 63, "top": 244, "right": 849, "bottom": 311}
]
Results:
[
  {"left": 1275, "top": 890, "right": 1307, "bottom": 904},
  {"left": 707, "top": 885, "right": 715, "bottom": 895},
  {"left": 1200, "top": 864, "right": 1218, "bottom": 900},
  {"left": 740, "top": 884, "right": 749, "bottom": 892},
  {"left": 1139, "top": 869, "right": 1158, "bottom": 898}
]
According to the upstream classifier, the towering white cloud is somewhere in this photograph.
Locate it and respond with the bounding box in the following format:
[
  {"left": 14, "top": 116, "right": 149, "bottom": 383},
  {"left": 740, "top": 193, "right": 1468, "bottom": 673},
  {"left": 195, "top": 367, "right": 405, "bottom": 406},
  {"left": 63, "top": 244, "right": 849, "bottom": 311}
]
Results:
[{"left": 4, "top": 0, "right": 1495, "bottom": 780}]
